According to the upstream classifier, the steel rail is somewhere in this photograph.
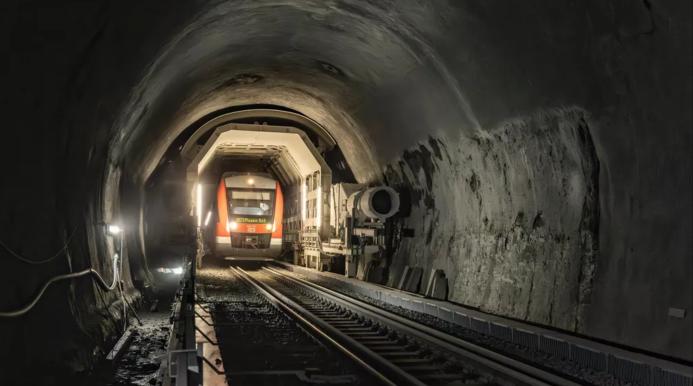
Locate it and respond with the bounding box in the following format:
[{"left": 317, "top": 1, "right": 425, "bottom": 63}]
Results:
[
  {"left": 230, "top": 267, "right": 424, "bottom": 386},
  {"left": 263, "top": 266, "right": 580, "bottom": 386}
]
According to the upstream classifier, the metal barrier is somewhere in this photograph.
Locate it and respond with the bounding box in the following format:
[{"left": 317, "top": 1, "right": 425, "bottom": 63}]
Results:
[{"left": 165, "top": 259, "right": 201, "bottom": 386}]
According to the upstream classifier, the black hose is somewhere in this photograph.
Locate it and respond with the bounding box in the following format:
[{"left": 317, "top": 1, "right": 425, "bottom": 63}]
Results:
[
  {"left": 0, "top": 226, "right": 79, "bottom": 265},
  {"left": 122, "top": 290, "right": 143, "bottom": 327},
  {"left": 95, "top": 282, "right": 121, "bottom": 330},
  {"left": 0, "top": 258, "right": 119, "bottom": 318}
]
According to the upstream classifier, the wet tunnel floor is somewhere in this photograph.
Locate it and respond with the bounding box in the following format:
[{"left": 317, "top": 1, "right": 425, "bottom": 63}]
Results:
[{"left": 196, "top": 266, "right": 379, "bottom": 386}]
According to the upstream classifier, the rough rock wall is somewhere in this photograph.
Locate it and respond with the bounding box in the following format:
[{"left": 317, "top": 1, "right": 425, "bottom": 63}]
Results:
[
  {"left": 386, "top": 108, "right": 599, "bottom": 332},
  {"left": 0, "top": 2, "right": 195, "bottom": 382}
]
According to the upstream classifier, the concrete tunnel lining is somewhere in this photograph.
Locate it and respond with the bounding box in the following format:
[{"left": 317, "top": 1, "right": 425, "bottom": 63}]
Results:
[
  {"left": 186, "top": 123, "right": 334, "bottom": 244},
  {"left": 188, "top": 124, "right": 329, "bottom": 182},
  {"left": 180, "top": 109, "right": 339, "bottom": 162}
]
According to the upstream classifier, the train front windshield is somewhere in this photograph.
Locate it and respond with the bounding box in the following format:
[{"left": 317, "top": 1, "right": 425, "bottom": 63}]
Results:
[{"left": 228, "top": 190, "right": 275, "bottom": 217}]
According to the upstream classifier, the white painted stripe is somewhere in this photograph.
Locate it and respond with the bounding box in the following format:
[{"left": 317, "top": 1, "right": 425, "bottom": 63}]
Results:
[{"left": 216, "top": 236, "right": 231, "bottom": 244}]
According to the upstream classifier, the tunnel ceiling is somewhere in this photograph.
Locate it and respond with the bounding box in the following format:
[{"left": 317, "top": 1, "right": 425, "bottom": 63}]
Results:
[{"left": 115, "top": 0, "right": 484, "bottom": 186}]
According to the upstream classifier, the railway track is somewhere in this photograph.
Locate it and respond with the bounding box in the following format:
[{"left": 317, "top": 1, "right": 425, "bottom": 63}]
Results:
[{"left": 230, "top": 266, "right": 581, "bottom": 386}]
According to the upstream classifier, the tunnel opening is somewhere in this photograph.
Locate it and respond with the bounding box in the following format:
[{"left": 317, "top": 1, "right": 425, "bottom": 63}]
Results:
[
  {"left": 185, "top": 121, "right": 333, "bottom": 269},
  {"left": 139, "top": 107, "right": 359, "bottom": 290}
]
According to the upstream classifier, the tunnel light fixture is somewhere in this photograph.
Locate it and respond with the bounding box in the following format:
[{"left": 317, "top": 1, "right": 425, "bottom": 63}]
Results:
[
  {"left": 107, "top": 224, "right": 122, "bottom": 235},
  {"left": 157, "top": 267, "right": 184, "bottom": 275},
  {"left": 329, "top": 188, "right": 334, "bottom": 226},
  {"left": 301, "top": 178, "right": 307, "bottom": 223},
  {"left": 196, "top": 183, "right": 203, "bottom": 227},
  {"left": 204, "top": 211, "right": 212, "bottom": 227},
  {"left": 247, "top": 178, "right": 255, "bottom": 185},
  {"left": 316, "top": 174, "right": 322, "bottom": 231}
]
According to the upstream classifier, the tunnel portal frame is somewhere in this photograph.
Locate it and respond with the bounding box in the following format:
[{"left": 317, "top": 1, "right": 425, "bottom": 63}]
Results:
[
  {"left": 180, "top": 108, "right": 338, "bottom": 164},
  {"left": 187, "top": 123, "right": 333, "bottom": 268}
]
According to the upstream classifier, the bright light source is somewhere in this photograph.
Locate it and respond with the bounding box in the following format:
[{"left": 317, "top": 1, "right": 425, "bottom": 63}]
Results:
[
  {"left": 196, "top": 183, "right": 203, "bottom": 227},
  {"left": 329, "top": 188, "right": 334, "bottom": 225},
  {"left": 316, "top": 174, "right": 322, "bottom": 231},
  {"left": 204, "top": 211, "right": 212, "bottom": 227},
  {"left": 107, "top": 224, "right": 122, "bottom": 235},
  {"left": 229, "top": 221, "right": 238, "bottom": 231},
  {"left": 157, "top": 267, "right": 184, "bottom": 275},
  {"left": 266, "top": 223, "right": 274, "bottom": 232},
  {"left": 247, "top": 178, "right": 255, "bottom": 185},
  {"left": 301, "top": 178, "right": 307, "bottom": 222}
]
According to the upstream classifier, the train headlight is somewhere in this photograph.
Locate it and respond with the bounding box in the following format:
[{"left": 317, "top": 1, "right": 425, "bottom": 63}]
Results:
[
  {"left": 229, "top": 221, "right": 238, "bottom": 231},
  {"left": 266, "top": 224, "right": 274, "bottom": 231}
]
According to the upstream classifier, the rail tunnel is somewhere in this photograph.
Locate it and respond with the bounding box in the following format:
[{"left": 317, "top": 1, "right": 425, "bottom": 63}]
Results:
[{"left": 0, "top": 1, "right": 691, "bottom": 385}]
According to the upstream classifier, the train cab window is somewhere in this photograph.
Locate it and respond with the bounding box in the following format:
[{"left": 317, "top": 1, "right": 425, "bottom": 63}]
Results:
[{"left": 228, "top": 190, "right": 275, "bottom": 217}]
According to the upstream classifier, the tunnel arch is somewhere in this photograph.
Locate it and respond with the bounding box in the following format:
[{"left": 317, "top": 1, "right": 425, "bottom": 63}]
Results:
[
  {"left": 132, "top": 105, "right": 357, "bottom": 283},
  {"left": 65, "top": 0, "right": 693, "bottom": 365},
  {"left": 1, "top": 1, "right": 690, "bottom": 382}
]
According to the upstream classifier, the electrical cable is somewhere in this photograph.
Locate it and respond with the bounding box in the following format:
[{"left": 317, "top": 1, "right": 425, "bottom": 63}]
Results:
[
  {"left": 0, "top": 231, "right": 137, "bottom": 343},
  {"left": 121, "top": 290, "right": 143, "bottom": 327},
  {"left": 0, "top": 226, "right": 79, "bottom": 265},
  {"left": 95, "top": 280, "right": 121, "bottom": 330},
  {"left": 116, "top": 236, "right": 127, "bottom": 332},
  {"left": 0, "top": 255, "right": 119, "bottom": 318},
  {"left": 118, "top": 278, "right": 127, "bottom": 332}
]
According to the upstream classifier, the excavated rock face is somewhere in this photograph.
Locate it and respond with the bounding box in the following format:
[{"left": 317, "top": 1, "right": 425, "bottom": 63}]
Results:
[
  {"left": 386, "top": 108, "right": 599, "bottom": 332},
  {"left": 0, "top": 0, "right": 690, "bottom": 380}
]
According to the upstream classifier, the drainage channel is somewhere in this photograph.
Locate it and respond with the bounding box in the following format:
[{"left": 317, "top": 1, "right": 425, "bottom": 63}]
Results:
[{"left": 235, "top": 266, "right": 580, "bottom": 386}]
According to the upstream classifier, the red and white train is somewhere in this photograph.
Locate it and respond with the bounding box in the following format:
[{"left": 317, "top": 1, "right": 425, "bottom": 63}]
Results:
[{"left": 213, "top": 173, "right": 284, "bottom": 258}]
